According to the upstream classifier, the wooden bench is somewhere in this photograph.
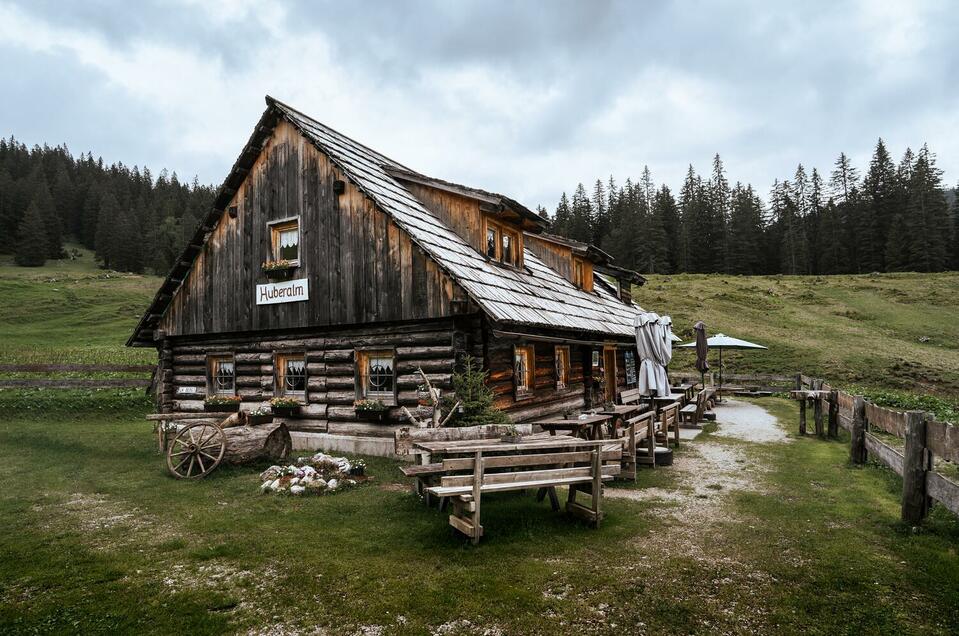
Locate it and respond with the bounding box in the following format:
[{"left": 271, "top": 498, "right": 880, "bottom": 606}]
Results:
[
  {"left": 620, "top": 410, "right": 658, "bottom": 479},
  {"left": 679, "top": 389, "right": 713, "bottom": 427},
  {"left": 619, "top": 387, "right": 643, "bottom": 406},
  {"left": 425, "top": 441, "right": 623, "bottom": 544},
  {"left": 656, "top": 402, "right": 681, "bottom": 447}
]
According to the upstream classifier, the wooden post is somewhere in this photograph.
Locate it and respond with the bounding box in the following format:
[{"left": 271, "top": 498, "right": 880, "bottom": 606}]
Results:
[
  {"left": 159, "top": 337, "right": 174, "bottom": 414},
  {"left": 849, "top": 396, "right": 867, "bottom": 465},
  {"left": 794, "top": 373, "right": 803, "bottom": 391},
  {"left": 901, "top": 411, "right": 930, "bottom": 525},
  {"left": 591, "top": 446, "right": 603, "bottom": 527},
  {"left": 813, "top": 380, "right": 824, "bottom": 437},
  {"left": 471, "top": 450, "right": 484, "bottom": 544},
  {"left": 827, "top": 390, "right": 839, "bottom": 438},
  {"left": 799, "top": 399, "right": 807, "bottom": 435}
]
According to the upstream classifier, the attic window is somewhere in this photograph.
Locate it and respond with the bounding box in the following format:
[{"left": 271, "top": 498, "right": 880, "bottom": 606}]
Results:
[
  {"left": 572, "top": 256, "right": 593, "bottom": 292},
  {"left": 270, "top": 219, "right": 300, "bottom": 264},
  {"left": 484, "top": 218, "right": 522, "bottom": 268}
]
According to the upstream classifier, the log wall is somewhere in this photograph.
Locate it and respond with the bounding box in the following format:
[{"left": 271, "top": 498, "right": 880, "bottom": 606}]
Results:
[{"left": 161, "top": 318, "right": 469, "bottom": 438}]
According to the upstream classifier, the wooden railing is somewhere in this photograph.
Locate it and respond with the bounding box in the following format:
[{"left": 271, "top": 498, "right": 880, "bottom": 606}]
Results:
[
  {"left": 793, "top": 375, "right": 959, "bottom": 525},
  {"left": 0, "top": 364, "right": 154, "bottom": 389}
]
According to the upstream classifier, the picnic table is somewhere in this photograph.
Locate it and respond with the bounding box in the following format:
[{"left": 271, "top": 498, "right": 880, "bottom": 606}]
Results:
[
  {"left": 651, "top": 394, "right": 684, "bottom": 412},
  {"left": 671, "top": 383, "right": 696, "bottom": 402},
  {"left": 410, "top": 434, "right": 624, "bottom": 543},
  {"left": 594, "top": 403, "right": 650, "bottom": 437},
  {"left": 533, "top": 413, "right": 615, "bottom": 440}
]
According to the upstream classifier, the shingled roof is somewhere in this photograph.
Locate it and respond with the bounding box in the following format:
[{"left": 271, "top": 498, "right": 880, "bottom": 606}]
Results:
[{"left": 129, "top": 96, "right": 642, "bottom": 346}]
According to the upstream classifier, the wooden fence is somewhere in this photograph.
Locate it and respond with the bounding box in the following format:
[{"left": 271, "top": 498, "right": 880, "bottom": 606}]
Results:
[
  {"left": 793, "top": 374, "right": 959, "bottom": 525},
  {"left": 0, "top": 364, "right": 154, "bottom": 390},
  {"left": 670, "top": 371, "right": 797, "bottom": 395}
]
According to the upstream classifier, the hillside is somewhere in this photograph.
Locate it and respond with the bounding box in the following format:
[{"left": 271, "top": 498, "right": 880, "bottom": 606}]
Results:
[
  {"left": 1, "top": 254, "right": 957, "bottom": 405},
  {"left": 639, "top": 272, "right": 959, "bottom": 401},
  {"left": 0, "top": 246, "right": 159, "bottom": 366}
]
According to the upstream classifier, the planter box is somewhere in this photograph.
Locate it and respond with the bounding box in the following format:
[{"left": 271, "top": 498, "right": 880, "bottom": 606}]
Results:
[
  {"left": 356, "top": 410, "right": 388, "bottom": 423},
  {"left": 246, "top": 414, "right": 274, "bottom": 426},
  {"left": 271, "top": 406, "right": 301, "bottom": 418},
  {"left": 205, "top": 403, "right": 240, "bottom": 412},
  {"left": 500, "top": 434, "right": 523, "bottom": 443},
  {"left": 263, "top": 267, "right": 296, "bottom": 281}
]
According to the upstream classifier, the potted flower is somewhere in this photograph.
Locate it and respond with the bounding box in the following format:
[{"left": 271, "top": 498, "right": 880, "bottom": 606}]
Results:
[
  {"left": 245, "top": 407, "right": 274, "bottom": 426},
  {"left": 416, "top": 384, "right": 431, "bottom": 406},
  {"left": 349, "top": 459, "right": 366, "bottom": 477},
  {"left": 500, "top": 424, "right": 522, "bottom": 443},
  {"left": 261, "top": 259, "right": 296, "bottom": 281},
  {"left": 354, "top": 399, "right": 389, "bottom": 422},
  {"left": 270, "top": 396, "right": 302, "bottom": 417},
  {"left": 204, "top": 395, "right": 242, "bottom": 412}
]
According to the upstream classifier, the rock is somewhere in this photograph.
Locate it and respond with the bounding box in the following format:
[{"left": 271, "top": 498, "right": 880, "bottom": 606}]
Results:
[
  {"left": 327, "top": 479, "right": 339, "bottom": 491},
  {"left": 260, "top": 465, "right": 283, "bottom": 481},
  {"left": 290, "top": 485, "right": 305, "bottom": 495}
]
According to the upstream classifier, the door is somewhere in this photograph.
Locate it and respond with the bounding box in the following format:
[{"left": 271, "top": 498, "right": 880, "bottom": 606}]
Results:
[{"left": 603, "top": 347, "right": 617, "bottom": 404}]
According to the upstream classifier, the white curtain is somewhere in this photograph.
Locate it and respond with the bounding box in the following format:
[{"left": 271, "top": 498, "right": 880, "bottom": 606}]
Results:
[
  {"left": 279, "top": 228, "right": 298, "bottom": 248},
  {"left": 634, "top": 312, "right": 670, "bottom": 397}
]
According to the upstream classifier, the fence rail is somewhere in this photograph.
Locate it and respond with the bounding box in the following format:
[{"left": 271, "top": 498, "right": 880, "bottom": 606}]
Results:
[
  {"left": 0, "top": 363, "right": 154, "bottom": 390},
  {"left": 792, "top": 375, "right": 959, "bottom": 524}
]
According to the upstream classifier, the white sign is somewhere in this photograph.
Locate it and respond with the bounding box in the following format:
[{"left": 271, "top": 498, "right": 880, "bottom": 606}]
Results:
[
  {"left": 176, "top": 386, "right": 200, "bottom": 396},
  {"left": 256, "top": 278, "right": 309, "bottom": 305}
]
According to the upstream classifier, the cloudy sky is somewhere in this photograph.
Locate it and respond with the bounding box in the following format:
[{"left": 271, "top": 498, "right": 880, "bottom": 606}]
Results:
[{"left": 2, "top": 0, "right": 956, "bottom": 209}]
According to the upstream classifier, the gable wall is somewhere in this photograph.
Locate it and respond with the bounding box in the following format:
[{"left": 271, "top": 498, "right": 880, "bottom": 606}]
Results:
[{"left": 160, "top": 120, "right": 457, "bottom": 337}]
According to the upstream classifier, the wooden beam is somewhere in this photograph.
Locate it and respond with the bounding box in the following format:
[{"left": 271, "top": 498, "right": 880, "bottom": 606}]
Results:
[{"left": 901, "top": 411, "right": 930, "bottom": 524}]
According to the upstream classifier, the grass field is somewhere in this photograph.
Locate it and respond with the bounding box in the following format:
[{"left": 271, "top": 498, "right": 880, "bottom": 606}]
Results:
[
  {"left": 637, "top": 272, "right": 959, "bottom": 415},
  {"left": 1, "top": 400, "right": 958, "bottom": 635}
]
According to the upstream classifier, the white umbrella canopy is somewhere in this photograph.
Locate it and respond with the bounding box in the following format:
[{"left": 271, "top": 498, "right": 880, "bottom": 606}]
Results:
[
  {"left": 677, "top": 333, "right": 767, "bottom": 397},
  {"left": 634, "top": 312, "right": 671, "bottom": 397}
]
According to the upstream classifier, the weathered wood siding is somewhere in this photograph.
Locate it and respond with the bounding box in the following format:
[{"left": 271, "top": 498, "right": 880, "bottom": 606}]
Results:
[
  {"left": 163, "top": 318, "right": 475, "bottom": 436},
  {"left": 403, "top": 182, "right": 486, "bottom": 253},
  {"left": 525, "top": 234, "right": 573, "bottom": 279},
  {"left": 160, "top": 121, "right": 458, "bottom": 337},
  {"left": 485, "top": 332, "right": 591, "bottom": 422}
]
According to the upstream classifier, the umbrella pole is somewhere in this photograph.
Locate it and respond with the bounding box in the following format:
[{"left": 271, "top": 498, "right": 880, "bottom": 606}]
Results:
[{"left": 719, "top": 348, "right": 724, "bottom": 403}]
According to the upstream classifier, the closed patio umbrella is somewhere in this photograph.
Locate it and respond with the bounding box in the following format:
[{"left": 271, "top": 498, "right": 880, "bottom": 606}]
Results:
[
  {"left": 634, "top": 312, "right": 670, "bottom": 397},
  {"left": 693, "top": 321, "right": 709, "bottom": 387},
  {"left": 679, "top": 333, "right": 767, "bottom": 399}
]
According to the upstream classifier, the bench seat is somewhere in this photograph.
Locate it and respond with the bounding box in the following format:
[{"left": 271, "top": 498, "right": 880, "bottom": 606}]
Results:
[
  {"left": 427, "top": 473, "right": 616, "bottom": 498},
  {"left": 399, "top": 462, "right": 444, "bottom": 477}
]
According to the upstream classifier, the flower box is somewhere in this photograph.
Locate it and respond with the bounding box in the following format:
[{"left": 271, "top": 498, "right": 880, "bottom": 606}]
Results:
[
  {"left": 246, "top": 413, "right": 274, "bottom": 426},
  {"left": 500, "top": 434, "right": 523, "bottom": 443},
  {"left": 262, "top": 260, "right": 297, "bottom": 281},
  {"left": 355, "top": 410, "right": 388, "bottom": 423},
  {"left": 204, "top": 396, "right": 241, "bottom": 412},
  {"left": 271, "top": 405, "right": 300, "bottom": 418}
]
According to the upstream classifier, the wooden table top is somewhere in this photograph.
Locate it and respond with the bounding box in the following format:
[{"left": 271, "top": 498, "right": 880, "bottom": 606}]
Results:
[
  {"left": 413, "top": 434, "right": 617, "bottom": 455},
  {"left": 652, "top": 394, "right": 683, "bottom": 402},
  {"left": 534, "top": 413, "right": 613, "bottom": 427},
  {"left": 595, "top": 403, "right": 648, "bottom": 416}
]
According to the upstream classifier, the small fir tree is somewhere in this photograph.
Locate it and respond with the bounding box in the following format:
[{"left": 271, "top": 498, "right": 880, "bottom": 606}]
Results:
[{"left": 444, "top": 355, "right": 511, "bottom": 428}]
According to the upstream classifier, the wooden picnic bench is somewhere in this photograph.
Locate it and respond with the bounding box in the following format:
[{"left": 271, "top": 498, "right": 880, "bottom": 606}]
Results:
[
  {"left": 657, "top": 402, "right": 681, "bottom": 448},
  {"left": 619, "top": 410, "right": 659, "bottom": 480},
  {"left": 679, "top": 388, "right": 715, "bottom": 427},
  {"left": 414, "top": 436, "right": 623, "bottom": 544}
]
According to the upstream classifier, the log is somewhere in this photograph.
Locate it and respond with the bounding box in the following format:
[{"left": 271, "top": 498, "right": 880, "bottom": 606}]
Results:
[{"left": 222, "top": 422, "right": 292, "bottom": 464}]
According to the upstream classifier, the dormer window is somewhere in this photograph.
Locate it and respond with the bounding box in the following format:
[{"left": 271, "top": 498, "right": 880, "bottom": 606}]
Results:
[
  {"left": 269, "top": 218, "right": 300, "bottom": 265},
  {"left": 484, "top": 218, "right": 522, "bottom": 268},
  {"left": 572, "top": 256, "right": 593, "bottom": 291}
]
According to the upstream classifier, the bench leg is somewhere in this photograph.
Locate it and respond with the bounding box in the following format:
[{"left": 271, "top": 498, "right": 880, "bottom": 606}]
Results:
[
  {"left": 547, "top": 486, "right": 560, "bottom": 511},
  {"left": 535, "top": 487, "right": 548, "bottom": 503}
]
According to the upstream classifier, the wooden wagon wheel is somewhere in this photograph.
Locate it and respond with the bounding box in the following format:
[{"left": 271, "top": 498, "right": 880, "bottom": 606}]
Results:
[{"left": 166, "top": 422, "right": 226, "bottom": 479}]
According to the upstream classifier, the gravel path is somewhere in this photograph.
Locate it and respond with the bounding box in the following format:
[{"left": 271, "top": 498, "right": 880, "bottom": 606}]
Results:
[{"left": 712, "top": 398, "right": 791, "bottom": 443}]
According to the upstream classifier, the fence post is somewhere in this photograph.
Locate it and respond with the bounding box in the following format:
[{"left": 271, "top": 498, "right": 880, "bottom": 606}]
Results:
[
  {"left": 901, "top": 411, "right": 930, "bottom": 524},
  {"left": 827, "top": 390, "right": 839, "bottom": 438},
  {"left": 850, "top": 396, "right": 867, "bottom": 464},
  {"left": 813, "top": 379, "right": 824, "bottom": 437}
]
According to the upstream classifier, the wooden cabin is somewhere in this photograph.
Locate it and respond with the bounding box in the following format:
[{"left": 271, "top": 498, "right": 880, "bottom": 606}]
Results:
[{"left": 129, "top": 96, "right": 647, "bottom": 457}]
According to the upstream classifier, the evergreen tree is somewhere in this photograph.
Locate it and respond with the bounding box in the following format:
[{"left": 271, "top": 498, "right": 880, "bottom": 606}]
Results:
[
  {"left": 726, "top": 183, "right": 764, "bottom": 274},
  {"left": 591, "top": 179, "right": 608, "bottom": 246},
  {"left": 568, "top": 183, "right": 593, "bottom": 243},
  {"left": 655, "top": 185, "right": 681, "bottom": 274},
  {"left": 95, "top": 192, "right": 120, "bottom": 269},
  {"left": 14, "top": 201, "right": 49, "bottom": 267},
  {"left": 445, "top": 355, "right": 510, "bottom": 427},
  {"left": 552, "top": 192, "right": 572, "bottom": 236},
  {"left": 862, "top": 139, "right": 896, "bottom": 271}
]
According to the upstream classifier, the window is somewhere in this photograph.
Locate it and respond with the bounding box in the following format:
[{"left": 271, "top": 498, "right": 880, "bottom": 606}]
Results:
[
  {"left": 270, "top": 219, "right": 299, "bottom": 264},
  {"left": 555, "top": 346, "right": 570, "bottom": 390},
  {"left": 483, "top": 218, "right": 522, "bottom": 268},
  {"left": 573, "top": 259, "right": 583, "bottom": 288},
  {"left": 514, "top": 345, "right": 535, "bottom": 398},
  {"left": 207, "top": 355, "right": 235, "bottom": 395},
  {"left": 624, "top": 350, "right": 637, "bottom": 387},
  {"left": 357, "top": 350, "right": 395, "bottom": 401},
  {"left": 275, "top": 353, "right": 306, "bottom": 397}
]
